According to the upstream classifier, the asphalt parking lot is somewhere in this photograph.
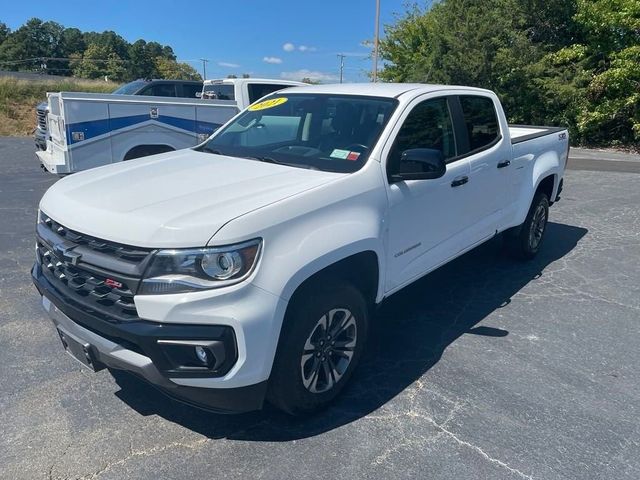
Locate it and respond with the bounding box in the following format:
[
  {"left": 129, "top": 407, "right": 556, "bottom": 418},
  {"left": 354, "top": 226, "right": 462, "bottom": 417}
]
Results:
[{"left": 1, "top": 136, "right": 639, "bottom": 479}]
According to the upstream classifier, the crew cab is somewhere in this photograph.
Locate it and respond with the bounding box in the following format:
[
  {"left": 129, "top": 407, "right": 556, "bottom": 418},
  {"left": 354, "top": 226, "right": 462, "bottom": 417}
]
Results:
[
  {"left": 32, "top": 83, "right": 568, "bottom": 415},
  {"left": 36, "top": 78, "right": 303, "bottom": 174}
]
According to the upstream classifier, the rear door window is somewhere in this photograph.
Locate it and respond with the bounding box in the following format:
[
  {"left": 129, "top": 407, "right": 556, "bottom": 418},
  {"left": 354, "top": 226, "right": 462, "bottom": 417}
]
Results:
[
  {"left": 459, "top": 96, "right": 500, "bottom": 151},
  {"left": 144, "top": 84, "right": 177, "bottom": 97},
  {"left": 181, "top": 83, "right": 202, "bottom": 98}
]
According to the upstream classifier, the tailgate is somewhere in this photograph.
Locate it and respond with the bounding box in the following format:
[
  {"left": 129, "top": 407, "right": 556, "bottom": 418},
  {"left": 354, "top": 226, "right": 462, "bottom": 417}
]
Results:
[{"left": 46, "top": 93, "right": 66, "bottom": 148}]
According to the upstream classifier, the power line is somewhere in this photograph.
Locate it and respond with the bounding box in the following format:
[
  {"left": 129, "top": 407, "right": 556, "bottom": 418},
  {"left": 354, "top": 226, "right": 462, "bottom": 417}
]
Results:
[{"left": 0, "top": 56, "right": 198, "bottom": 66}]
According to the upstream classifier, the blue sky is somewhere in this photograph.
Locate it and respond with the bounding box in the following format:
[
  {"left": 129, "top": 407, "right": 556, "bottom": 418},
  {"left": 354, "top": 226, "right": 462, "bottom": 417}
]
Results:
[{"left": 1, "top": 0, "right": 410, "bottom": 82}]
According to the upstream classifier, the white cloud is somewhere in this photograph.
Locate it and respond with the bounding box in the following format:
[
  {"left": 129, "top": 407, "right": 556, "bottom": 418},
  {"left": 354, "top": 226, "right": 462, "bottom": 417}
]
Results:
[
  {"left": 263, "top": 56, "right": 283, "bottom": 64},
  {"left": 283, "top": 42, "right": 296, "bottom": 52},
  {"left": 298, "top": 45, "right": 317, "bottom": 52},
  {"left": 218, "top": 62, "right": 239, "bottom": 68},
  {"left": 280, "top": 69, "right": 339, "bottom": 83}
]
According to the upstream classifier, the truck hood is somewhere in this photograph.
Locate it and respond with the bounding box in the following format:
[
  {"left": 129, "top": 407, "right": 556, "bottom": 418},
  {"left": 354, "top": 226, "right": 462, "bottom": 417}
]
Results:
[{"left": 40, "top": 150, "right": 342, "bottom": 247}]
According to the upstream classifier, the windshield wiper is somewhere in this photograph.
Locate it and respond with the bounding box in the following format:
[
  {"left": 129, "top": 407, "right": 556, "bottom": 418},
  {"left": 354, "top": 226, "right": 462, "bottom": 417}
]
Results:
[
  {"left": 243, "top": 155, "right": 281, "bottom": 164},
  {"left": 243, "top": 156, "right": 317, "bottom": 170}
]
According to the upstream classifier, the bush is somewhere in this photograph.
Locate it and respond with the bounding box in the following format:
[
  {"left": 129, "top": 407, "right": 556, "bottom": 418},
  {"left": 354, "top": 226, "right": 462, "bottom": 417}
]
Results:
[{"left": 0, "top": 76, "right": 116, "bottom": 136}]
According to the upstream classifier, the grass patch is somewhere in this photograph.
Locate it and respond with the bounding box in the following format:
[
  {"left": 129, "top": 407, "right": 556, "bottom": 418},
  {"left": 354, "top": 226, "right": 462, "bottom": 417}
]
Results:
[{"left": 0, "top": 76, "right": 117, "bottom": 136}]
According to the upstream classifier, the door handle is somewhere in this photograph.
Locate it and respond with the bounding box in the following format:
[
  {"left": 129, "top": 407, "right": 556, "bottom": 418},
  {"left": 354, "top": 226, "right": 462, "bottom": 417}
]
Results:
[
  {"left": 451, "top": 176, "right": 469, "bottom": 187},
  {"left": 497, "top": 160, "right": 511, "bottom": 168}
]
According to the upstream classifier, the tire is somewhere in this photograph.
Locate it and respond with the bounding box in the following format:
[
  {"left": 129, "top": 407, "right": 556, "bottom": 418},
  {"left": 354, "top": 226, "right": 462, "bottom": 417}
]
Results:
[
  {"left": 505, "top": 192, "right": 550, "bottom": 260},
  {"left": 267, "top": 280, "right": 369, "bottom": 415}
]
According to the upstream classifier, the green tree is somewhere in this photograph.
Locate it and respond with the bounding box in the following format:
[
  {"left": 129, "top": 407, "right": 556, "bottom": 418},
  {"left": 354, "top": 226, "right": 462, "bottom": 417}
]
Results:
[
  {"left": 105, "top": 53, "right": 127, "bottom": 82},
  {"left": 83, "top": 30, "right": 129, "bottom": 60},
  {"left": 61, "top": 28, "right": 86, "bottom": 56},
  {"left": 0, "top": 18, "right": 65, "bottom": 73},
  {"left": 532, "top": 0, "right": 640, "bottom": 144},
  {"left": 379, "top": 0, "right": 639, "bottom": 146},
  {"left": 154, "top": 57, "right": 202, "bottom": 80},
  {"left": 128, "top": 39, "right": 156, "bottom": 79},
  {"left": 0, "top": 22, "right": 9, "bottom": 46},
  {"left": 71, "top": 43, "right": 115, "bottom": 79}
]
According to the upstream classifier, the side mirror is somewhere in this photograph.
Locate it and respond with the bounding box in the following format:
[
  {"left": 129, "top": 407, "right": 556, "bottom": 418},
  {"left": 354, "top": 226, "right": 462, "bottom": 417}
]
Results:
[{"left": 391, "top": 148, "right": 446, "bottom": 182}]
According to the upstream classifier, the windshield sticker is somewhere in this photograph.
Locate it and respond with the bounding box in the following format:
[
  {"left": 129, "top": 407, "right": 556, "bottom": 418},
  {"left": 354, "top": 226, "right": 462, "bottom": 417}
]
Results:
[
  {"left": 330, "top": 149, "right": 350, "bottom": 159},
  {"left": 347, "top": 152, "right": 360, "bottom": 161},
  {"left": 248, "top": 97, "right": 288, "bottom": 111}
]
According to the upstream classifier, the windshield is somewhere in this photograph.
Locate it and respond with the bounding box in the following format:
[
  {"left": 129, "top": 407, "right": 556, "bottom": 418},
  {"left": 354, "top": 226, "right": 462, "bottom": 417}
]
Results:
[
  {"left": 199, "top": 93, "right": 398, "bottom": 173},
  {"left": 202, "top": 84, "right": 235, "bottom": 100},
  {"left": 112, "top": 80, "right": 148, "bottom": 95}
]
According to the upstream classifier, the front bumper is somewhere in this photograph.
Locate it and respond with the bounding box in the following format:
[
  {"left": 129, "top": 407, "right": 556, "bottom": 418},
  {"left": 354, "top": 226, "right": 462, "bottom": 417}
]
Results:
[
  {"left": 35, "top": 130, "right": 47, "bottom": 151},
  {"left": 33, "top": 264, "right": 269, "bottom": 413},
  {"left": 35, "top": 144, "right": 71, "bottom": 175}
]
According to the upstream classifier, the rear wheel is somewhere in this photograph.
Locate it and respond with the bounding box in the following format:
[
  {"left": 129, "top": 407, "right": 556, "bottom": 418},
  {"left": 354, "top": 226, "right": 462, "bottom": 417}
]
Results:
[
  {"left": 267, "top": 280, "right": 368, "bottom": 415},
  {"left": 505, "top": 192, "right": 549, "bottom": 259}
]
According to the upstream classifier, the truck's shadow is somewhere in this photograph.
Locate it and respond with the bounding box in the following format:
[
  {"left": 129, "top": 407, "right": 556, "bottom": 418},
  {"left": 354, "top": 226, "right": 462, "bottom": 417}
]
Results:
[{"left": 112, "top": 222, "right": 587, "bottom": 441}]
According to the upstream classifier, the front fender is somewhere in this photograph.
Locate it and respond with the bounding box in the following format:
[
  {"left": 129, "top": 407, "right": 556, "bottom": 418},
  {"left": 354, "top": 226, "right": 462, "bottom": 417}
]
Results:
[{"left": 212, "top": 164, "right": 389, "bottom": 303}]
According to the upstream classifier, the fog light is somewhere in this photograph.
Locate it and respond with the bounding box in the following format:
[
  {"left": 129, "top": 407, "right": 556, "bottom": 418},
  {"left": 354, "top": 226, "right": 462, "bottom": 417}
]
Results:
[
  {"left": 157, "top": 339, "right": 227, "bottom": 371},
  {"left": 195, "top": 346, "right": 208, "bottom": 364}
]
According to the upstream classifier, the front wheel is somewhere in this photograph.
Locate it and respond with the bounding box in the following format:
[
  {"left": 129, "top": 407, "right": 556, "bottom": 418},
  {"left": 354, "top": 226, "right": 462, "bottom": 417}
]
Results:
[
  {"left": 267, "top": 281, "right": 368, "bottom": 415},
  {"left": 504, "top": 192, "right": 550, "bottom": 259}
]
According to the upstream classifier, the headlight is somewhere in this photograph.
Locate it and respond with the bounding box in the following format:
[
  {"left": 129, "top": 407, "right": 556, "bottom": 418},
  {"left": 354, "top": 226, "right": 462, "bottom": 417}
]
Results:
[{"left": 139, "top": 239, "right": 262, "bottom": 295}]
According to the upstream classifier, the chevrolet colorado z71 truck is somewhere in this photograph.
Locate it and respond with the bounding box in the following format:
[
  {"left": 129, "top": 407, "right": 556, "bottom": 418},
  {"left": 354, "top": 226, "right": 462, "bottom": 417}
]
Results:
[{"left": 32, "top": 83, "right": 568, "bottom": 415}]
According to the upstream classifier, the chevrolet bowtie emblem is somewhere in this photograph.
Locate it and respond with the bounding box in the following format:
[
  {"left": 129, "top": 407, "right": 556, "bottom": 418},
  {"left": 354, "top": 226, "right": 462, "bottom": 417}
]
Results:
[{"left": 53, "top": 244, "right": 82, "bottom": 266}]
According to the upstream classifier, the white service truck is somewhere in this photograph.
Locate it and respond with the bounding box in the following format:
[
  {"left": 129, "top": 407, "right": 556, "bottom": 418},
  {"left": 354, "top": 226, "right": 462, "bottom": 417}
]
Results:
[
  {"left": 36, "top": 78, "right": 303, "bottom": 174},
  {"left": 33, "top": 83, "right": 568, "bottom": 415}
]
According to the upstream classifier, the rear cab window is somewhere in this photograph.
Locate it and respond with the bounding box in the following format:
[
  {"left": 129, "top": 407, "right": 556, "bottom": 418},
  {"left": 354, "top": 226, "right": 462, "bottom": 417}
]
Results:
[
  {"left": 248, "top": 84, "right": 294, "bottom": 103},
  {"left": 459, "top": 96, "right": 500, "bottom": 151},
  {"left": 202, "top": 84, "right": 235, "bottom": 100}
]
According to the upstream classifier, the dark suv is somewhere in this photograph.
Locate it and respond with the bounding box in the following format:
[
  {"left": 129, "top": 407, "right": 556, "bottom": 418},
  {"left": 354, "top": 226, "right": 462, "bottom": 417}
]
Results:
[{"left": 35, "top": 79, "right": 203, "bottom": 151}]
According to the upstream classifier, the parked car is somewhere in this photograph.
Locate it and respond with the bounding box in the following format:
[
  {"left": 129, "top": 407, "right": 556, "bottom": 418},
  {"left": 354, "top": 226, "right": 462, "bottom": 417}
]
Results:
[
  {"left": 34, "top": 79, "right": 203, "bottom": 152},
  {"left": 36, "top": 78, "right": 303, "bottom": 174},
  {"left": 199, "top": 78, "right": 304, "bottom": 104},
  {"left": 32, "top": 83, "right": 568, "bottom": 415}
]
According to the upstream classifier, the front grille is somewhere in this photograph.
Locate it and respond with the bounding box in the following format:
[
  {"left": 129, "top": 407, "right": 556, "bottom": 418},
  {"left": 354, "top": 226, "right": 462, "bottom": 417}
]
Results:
[
  {"left": 42, "top": 215, "right": 150, "bottom": 262},
  {"left": 36, "top": 109, "right": 47, "bottom": 130},
  {"left": 37, "top": 215, "right": 153, "bottom": 322}
]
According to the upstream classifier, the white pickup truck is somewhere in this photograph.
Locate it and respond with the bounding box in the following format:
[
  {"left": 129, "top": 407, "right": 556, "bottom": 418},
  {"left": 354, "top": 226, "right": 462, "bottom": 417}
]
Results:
[
  {"left": 33, "top": 83, "right": 568, "bottom": 415},
  {"left": 36, "top": 78, "right": 303, "bottom": 174}
]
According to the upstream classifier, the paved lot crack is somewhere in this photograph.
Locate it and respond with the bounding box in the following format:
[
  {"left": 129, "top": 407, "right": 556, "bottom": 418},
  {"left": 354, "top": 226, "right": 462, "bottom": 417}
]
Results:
[{"left": 78, "top": 438, "right": 209, "bottom": 479}]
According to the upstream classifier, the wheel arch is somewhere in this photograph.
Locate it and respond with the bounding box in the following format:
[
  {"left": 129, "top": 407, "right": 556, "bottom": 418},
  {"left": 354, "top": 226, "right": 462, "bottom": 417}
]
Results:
[
  {"left": 281, "top": 245, "right": 384, "bottom": 308},
  {"left": 122, "top": 144, "right": 175, "bottom": 161},
  {"left": 535, "top": 174, "right": 557, "bottom": 204}
]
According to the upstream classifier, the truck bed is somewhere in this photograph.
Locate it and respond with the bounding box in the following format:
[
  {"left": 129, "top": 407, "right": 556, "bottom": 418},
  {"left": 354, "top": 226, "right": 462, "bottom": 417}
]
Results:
[{"left": 509, "top": 125, "right": 566, "bottom": 144}]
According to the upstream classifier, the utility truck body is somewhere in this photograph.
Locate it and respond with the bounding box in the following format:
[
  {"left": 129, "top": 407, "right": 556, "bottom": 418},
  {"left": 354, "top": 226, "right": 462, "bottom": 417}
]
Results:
[{"left": 36, "top": 78, "right": 303, "bottom": 174}]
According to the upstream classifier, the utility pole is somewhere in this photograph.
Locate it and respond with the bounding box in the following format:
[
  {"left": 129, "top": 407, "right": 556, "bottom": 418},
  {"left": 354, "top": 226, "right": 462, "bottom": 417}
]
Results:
[
  {"left": 373, "top": 0, "right": 380, "bottom": 82},
  {"left": 337, "top": 54, "right": 346, "bottom": 83},
  {"left": 199, "top": 58, "right": 209, "bottom": 80}
]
